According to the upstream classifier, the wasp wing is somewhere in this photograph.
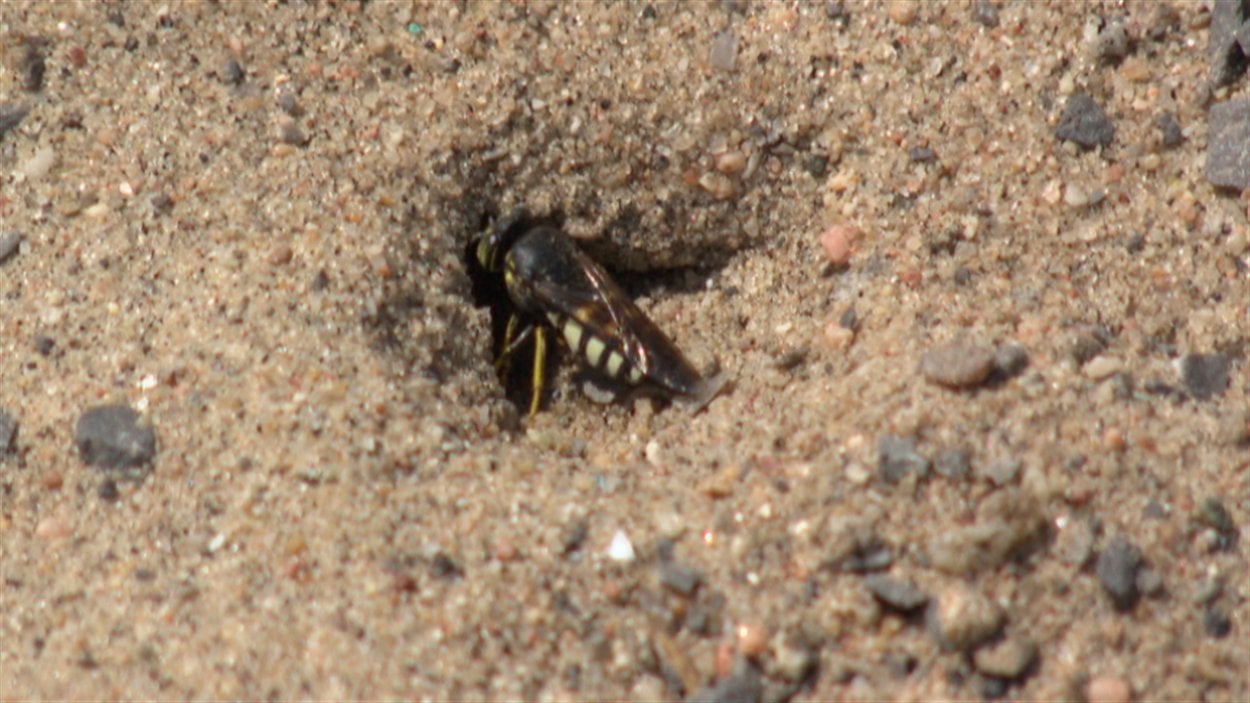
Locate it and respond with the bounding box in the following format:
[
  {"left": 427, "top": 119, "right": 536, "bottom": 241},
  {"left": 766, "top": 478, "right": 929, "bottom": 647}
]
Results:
[{"left": 520, "top": 240, "right": 705, "bottom": 397}]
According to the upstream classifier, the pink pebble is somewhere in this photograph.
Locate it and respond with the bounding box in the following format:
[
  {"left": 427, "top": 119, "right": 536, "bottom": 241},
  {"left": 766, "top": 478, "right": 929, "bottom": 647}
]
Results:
[{"left": 820, "top": 224, "right": 859, "bottom": 265}]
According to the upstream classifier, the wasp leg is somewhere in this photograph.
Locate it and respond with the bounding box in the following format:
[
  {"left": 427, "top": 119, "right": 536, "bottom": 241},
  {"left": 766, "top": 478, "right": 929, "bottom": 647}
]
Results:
[
  {"left": 496, "top": 315, "right": 537, "bottom": 374},
  {"left": 527, "top": 326, "right": 550, "bottom": 416}
]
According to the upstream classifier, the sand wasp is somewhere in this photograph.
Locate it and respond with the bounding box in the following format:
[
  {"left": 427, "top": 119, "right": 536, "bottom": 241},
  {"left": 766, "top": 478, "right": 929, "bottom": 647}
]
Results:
[{"left": 467, "top": 210, "right": 725, "bottom": 416}]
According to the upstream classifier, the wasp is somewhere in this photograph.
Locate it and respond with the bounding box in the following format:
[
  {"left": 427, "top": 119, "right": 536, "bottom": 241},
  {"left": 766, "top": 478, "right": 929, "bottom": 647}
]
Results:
[{"left": 468, "top": 210, "right": 725, "bottom": 416}]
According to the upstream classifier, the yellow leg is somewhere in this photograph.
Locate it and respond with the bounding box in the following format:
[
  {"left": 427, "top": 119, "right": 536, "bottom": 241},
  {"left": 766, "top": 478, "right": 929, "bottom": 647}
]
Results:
[
  {"left": 496, "top": 315, "right": 536, "bottom": 374},
  {"left": 528, "top": 326, "right": 549, "bottom": 416}
]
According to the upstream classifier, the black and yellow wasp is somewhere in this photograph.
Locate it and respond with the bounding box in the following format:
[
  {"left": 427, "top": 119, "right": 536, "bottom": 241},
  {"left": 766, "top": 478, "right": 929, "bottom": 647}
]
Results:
[{"left": 467, "top": 210, "right": 725, "bottom": 416}]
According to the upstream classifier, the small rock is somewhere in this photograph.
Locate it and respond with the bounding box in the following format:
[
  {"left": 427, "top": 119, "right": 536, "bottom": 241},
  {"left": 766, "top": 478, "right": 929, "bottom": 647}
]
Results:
[
  {"left": 934, "top": 447, "right": 971, "bottom": 480},
  {"left": 971, "top": 1, "right": 999, "bottom": 28},
  {"left": 864, "top": 574, "right": 929, "bottom": 611},
  {"left": 909, "top": 146, "right": 936, "bottom": 163},
  {"left": 34, "top": 335, "right": 55, "bottom": 356},
  {"left": 561, "top": 519, "right": 588, "bottom": 554},
  {"left": 0, "top": 408, "right": 17, "bottom": 455},
  {"left": 1096, "top": 536, "right": 1143, "bottom": 610},
  {"left": 1088, "top": 17, "right": 1131, "bottom": 62},
  {"left": 736, "top": 622, "right": 768, "bottom": 658},
  {"left": 919, "top": 344, "right": 996, "bottom": 388},
  {"left": 709, "top": 31, "right": 738, "bottom": 72},
  {"left": 1054, "top": 92, "right": 1114, "bottom": 149},
  {"left": 993, "top": 344, "right": 1030, "bottom": 379},
  {"left": 979, "top": 457, "right": 1022, "bottom": 486},
  {"left": 1194, "top": 497, "right": 1239, "bottom": 550},
  {"left": 928, "top": 584, "right": 1005, "bottom": 651},
  {"left": 607, "top": 530, "right": 636, "bottom": 562},
  {"left": 716, "top": 150, "right": 747, "bottom": 175},
  {"left": 1180, "top": 353, "right": 1231, "bottom": 400},
  {"left": 1055, "top": 519, "right": 1096, "bottom": 567},
  {"left": 972, "top": 636, "right": 1037, "bottom": 680},
  {"left": 429, "top": 551, "right": 463, "bottom": 579},
  {"left": 687, "top": 662, "right": 763, "bottom": 703},
  {"left": 1205, "top": 98, "right": 1250, "bottom": 191},
  {"left": 877, "top": 434, "right": 930, "bottom": 483},
  {"left": 0, "top": 231, "right": 22, "bottom": 265},
  {"left": 1084, "top": 355, "right": 1123, "bottom": 380},
  {"left": 35, "top": 514, "right": 72, "bottom": 540},
  {"left": 20, "top": 146, "right": 57, "bottom": 179},
  {"left": 658, "top": 560, "right": 702, "bottom": 596},
  {"left": 1135, "top": 568, "right": 1164, "bottom": 598},
  {"left": 276, "top": 118, "right": 307, "bottom": 147},
  {"left": 221, "top": 59, "right": 244, "bottom": 85},
  {"left": 698, "top": 171, "right": 735, "bottom": 199},
  {"left": 75, "top": 404, "right": 157, "bottom": 470},
  {"left": 1069, "top": 326, "right": 1112, "bottom": 365},
  {"left": 1155, "top": 113, "right": 1183, "bottom": 148},
  {"left": 887, "top": 2, "right": 918, "bottom": 25},
  {"left": 97, "top": 479, "right": 120, "bottom": 501},
  {"left": 771, "top": 640, "right": 816, "bottom": 683},
  {"left": 0, "top": 101, "right": 31, "bottom": 138},
  {"left": 820, "top": 224, "right": 858, "bottom": 265},
  {"left": 20, "top": 39, "right": 46, "bottom": 92},
  {"left": 1203, "top": 606, "right": 1232, "bottom": 639},
  {"left": 1086, "top": 674, "right": 1132, "bottom": 703},
  {"left": 1208, "top": 0, "right": 1250, "bottom": 87}
]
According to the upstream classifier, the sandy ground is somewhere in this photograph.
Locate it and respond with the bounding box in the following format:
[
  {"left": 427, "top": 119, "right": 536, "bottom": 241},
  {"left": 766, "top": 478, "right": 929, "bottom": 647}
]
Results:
[{"left": 2, "top": 1, "right": 1247, "bottom": 701}]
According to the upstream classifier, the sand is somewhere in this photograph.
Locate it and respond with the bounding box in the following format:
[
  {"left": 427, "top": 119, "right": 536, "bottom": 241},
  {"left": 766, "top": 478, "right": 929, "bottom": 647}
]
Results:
[{"left": 2, "top": 1, "right": 1247, "bottom": 700}]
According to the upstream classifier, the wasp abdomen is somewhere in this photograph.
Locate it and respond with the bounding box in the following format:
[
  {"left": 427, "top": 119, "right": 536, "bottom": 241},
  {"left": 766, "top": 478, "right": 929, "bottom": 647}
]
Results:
[{"left": 546, "top": 312, "right": 645, "bottom": 385}]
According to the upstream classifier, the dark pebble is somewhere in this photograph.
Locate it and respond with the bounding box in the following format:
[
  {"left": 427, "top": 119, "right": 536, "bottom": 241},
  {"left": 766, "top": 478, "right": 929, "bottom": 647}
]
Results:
[
  {"left": 878, "top": 434, "right": 930, "bottom": 483},
  {"left": 838, "top": 305, "right": 859, "bottom": 331},
  {"left": 150, "top": 192, "right": 174, "bottom": 213},
  {"left": 561, "top": 519, "right": 588, "bottom": 555},
  {"left": 1195, "top": 497, "right": 1239, "bottom": 549},
  {"left": 75, "top": 404, "right": 157, "bottom": 470},
  {"left": 34, "top": 335, "right": 55, "bottom": 356},
  {"left": 935, "top": 447, "right": 971, "bottom": 480},
  {"left": 1208, "top": 0, "right": 1250, "bottom": 87},
  {"left": 1180, "top": 353, "right": 1231, "bottom": 400},
  {"left": 1203, "top": 606, "right": 1232, "bottom": 639},
  {"left": 0, "top": 102, "right": 31, "bottom": 138},
  {"left": 864, "top": 574, "right": 929, "bottom": 611},
  {"left": 21, "top": 39, "right": 46, "bottom": 92},
  {"left": 825, "top": 2, "right": 847, "bottom": 21},
  {"left": 277, "top": 89, "right": 303, "bottom": 116},
  {"left": 1155, "top": 112, "right": 1183, "bottom": 148},
  {"left": 1090, "top": 18, "right": 1130, "bottom": 62},
  {"left": 0, "top": 231, "right": 21, "bottom": 265},
  {"left": 429, "top": 551, "right": 463, "bottom": 579},
  {"left": 1069, "top": 326, "right": 1111, "bottom": 365},
  {"left": 97, "top": 479, "right": 120, "bottom": 501},
  {"left": 805, "top": 154, "right": 829, "bottom": 177},
  {"left": 688, "top": 662, "right": 763, "bottom": 703},
  {"left": 0, "top": 407, "right": 17, "bottom": 455},
  {"left": 277, "top": 119, "right": 308, "bottom": 147},
  {"left": 658, "top": 560, "right": 702, "bottom": 596},
  {"left": 909, "top": 146, "right": 937, "bottom": 162},
  {"left": 1096, "top": 536, "right": 1142, "bottom": 610},
  {"left": 953, "top": 266, "right": 973, "bottom": 285},
  {"left": 971, "top": 0, "right": 1000, "bottom": 28},
  {"left": 1054, "top": 92, "right": 1115, "bottom": 149},
  {"left": 222, "top": 59, "right": 244, "bottom": 85},
  {"left": 992, "top": 344, "right": 1030, "bottom": 379},
  {"left": 1204, "top": 98, "right": 1250, "bottom": 191},
  {"left": 919, "top": 344, "right": 997, "bottom": 388}
]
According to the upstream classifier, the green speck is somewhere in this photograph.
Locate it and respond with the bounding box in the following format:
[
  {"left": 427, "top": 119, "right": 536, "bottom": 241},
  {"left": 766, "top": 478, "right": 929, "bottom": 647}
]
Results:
[{"left": 408, "top": 22, "right": 424, "bottom": 36}]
